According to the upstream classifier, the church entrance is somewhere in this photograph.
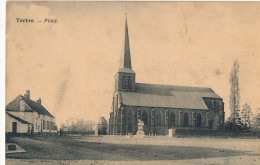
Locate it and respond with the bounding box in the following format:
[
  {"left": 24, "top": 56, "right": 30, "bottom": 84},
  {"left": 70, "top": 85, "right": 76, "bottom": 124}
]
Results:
[{"left": 184, "top": 113, "right": 189, "bottom": 127}]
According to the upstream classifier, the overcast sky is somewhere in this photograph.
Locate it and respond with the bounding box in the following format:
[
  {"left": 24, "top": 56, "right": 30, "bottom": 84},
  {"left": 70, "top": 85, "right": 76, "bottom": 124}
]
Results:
[{"left": 6, "top": 2, "right": 260, "bottom": 126}]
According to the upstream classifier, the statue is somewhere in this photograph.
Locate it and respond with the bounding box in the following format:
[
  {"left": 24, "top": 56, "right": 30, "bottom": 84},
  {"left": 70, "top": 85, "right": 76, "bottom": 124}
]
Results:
[
  {"left": 138, "top": 119, "right": 144, "bottom": 131},
  {"left": 136, "top": 119, "right": 145, "bottom": 138}
]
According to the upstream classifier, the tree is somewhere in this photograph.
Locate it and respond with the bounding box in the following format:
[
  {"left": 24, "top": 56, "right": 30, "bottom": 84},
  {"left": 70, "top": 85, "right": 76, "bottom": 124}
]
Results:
[
  {"left": 98, "top": 117, "right": 108, "bottom": 135},
  {"left": 229, "top": 60, "right": 241, "bottom": 129},
  {"left": 241, "top": 103, "right": 253, "bottom": 130},
  {"left": 251, "top": 115, "right": 260, "bottom": 130}
]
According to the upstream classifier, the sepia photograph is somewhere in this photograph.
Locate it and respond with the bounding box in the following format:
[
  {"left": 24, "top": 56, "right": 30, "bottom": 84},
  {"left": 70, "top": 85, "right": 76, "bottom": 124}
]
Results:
[{"left": 3, "top": 1, "right": 260, "bottom": 164}]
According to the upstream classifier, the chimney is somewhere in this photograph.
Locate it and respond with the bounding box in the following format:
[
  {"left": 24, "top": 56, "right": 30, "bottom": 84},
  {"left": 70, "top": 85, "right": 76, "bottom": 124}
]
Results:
[
  {"left": 37, "top": 97, "right": 41, "bottom": 105},
  {"left": 24, "top": 90, "right": 30, "bottom": 99}
]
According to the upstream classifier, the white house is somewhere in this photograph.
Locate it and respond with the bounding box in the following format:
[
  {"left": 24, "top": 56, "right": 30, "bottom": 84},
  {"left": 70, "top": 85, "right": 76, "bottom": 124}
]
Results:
[{"left": 6, "top": 90, "right": 56, "bottom": 135}]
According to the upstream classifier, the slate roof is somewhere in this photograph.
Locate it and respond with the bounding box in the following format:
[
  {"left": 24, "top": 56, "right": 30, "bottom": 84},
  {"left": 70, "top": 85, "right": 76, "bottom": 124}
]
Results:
[
  {"left": 119, "top": 83, "right": 222, "bottom": 110},
  {"left": 6, "top": 95, "right": 55, "bottom": 118},
  {"left": 120, "top": 17, "right": 132, "bottom": 69},
  {"left": 6, "top": 112, "right": 32, "bottom": 124},
  {"left": 118, "top": 68, "right": 135, "bottom": 74}
]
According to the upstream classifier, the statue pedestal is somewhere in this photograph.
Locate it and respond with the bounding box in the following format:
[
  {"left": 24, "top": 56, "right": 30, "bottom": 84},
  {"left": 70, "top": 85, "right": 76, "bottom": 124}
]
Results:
[{"left": 136, "top": 130, "right": 145, "bottom": 138}]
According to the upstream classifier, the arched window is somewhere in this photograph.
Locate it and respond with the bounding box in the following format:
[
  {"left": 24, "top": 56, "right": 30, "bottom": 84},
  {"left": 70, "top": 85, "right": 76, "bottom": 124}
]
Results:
[
  {"left": 142, "top": 111, "right": 147, "bottom": 124},
  {"left": 127, "top": 76, "right": 131, "bottom": 89},
  {"left": 197, "top": 113, "right": 202, "bottom": 127},
  {"left": 134, "top": 114, "right": 137, "bottom": 123},
  {"left": 184, "top": 113, "right": 189, "bottom": 127},
  {"left": 156, "top": 111, "right": 161, "bottom": 126},
  {"left": 169, "top": 112, "right": 175, "bottom": 127},
  {"left": 122, "top": 76, "right": 126, "bottom": 89},
  {"left": 127, "top": 111, "right": 132, "bottom": 124}
]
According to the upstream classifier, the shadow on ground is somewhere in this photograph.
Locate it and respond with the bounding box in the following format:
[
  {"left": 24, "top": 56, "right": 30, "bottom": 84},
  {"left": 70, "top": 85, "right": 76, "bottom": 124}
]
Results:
[{"left": 6, "top": 135, "right": 255, "bottom": 161}]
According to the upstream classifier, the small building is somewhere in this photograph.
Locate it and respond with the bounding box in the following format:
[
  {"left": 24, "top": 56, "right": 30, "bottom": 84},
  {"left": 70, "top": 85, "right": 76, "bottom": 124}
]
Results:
[{"left": 6, "top": 90, "right": 56, "bottom": 135}]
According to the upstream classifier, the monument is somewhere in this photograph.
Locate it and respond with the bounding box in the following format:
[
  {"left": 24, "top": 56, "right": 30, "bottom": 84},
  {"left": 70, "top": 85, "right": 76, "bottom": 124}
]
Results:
[{"left": 135, "top": 119, "right": 145, "bottom": 138}]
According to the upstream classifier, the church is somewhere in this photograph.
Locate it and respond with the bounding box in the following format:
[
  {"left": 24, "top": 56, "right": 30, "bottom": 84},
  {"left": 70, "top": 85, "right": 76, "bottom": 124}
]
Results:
[{"left": 109, "top": 18, "right": 225, "bottom": 135}]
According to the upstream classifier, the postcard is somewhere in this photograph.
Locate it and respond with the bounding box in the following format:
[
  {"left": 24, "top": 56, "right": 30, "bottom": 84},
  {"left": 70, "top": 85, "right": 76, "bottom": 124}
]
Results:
[{"left": 4, "top": 1, "right": 260, "bottom": 164}]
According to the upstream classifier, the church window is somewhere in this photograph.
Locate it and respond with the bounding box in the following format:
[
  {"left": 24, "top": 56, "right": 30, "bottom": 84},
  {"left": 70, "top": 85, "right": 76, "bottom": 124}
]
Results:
[
  {"left": 134, "top": 114, "right": 137, "bottom": 123},
  {"left": 156, "top": 111, "right": 161, "bottom": 126},
  {"left": 127, "top": 76, "right": 131, "bottom": 89},
  {"left": 184, "top": 113, "right": 189, "bottom": 127},
  {"left": 122, "top": 76, "right": 126, "bottom": 89},
  {"left": 197, "top": 113, "right": 202, "bottom": 127},
  {"left": 142, "top": 111, "right": 147, "bottom": 124},
  {"left": 128, "top": 111, "right": 132, "bottom": 124},
  {"left": 169, "top": 112, "right": 175, "bottom": 127}
]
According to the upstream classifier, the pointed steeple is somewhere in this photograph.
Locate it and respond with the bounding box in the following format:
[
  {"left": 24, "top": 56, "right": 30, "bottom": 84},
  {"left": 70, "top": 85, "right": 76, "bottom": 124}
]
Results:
[
  {"left": 115, "top": 15, "right": 136, "bottom": 92},
  {"left": 120, "top": 16, "right": 132, "bottom": 69}
]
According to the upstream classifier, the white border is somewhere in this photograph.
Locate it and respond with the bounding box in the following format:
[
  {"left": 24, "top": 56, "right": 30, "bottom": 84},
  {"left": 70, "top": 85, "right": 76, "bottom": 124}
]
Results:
[{"left": 0, "top": 0, "right": 6, "bottom": 164}]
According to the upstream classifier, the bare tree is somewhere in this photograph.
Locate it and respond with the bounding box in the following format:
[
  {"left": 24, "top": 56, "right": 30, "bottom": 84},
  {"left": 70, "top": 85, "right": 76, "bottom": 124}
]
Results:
[{"left": 229, "top": 60, "right": 241, "bottom": 129}]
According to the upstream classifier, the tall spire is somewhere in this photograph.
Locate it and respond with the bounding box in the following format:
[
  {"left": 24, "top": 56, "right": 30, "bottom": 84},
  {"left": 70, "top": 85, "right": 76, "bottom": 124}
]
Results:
[{"left": 120, "top": 16, "right": 132, "bottom": 69}]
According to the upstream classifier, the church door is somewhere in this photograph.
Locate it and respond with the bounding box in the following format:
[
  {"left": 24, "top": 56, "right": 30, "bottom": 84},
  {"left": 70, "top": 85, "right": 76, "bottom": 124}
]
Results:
[{"left": 184, "top": 113, "right": 189, "bottom": 127}]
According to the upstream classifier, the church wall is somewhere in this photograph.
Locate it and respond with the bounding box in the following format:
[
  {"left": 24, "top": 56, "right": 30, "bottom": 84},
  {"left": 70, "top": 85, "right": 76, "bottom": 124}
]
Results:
[
  {"left": 114, "top": 74, "right": 118, "bottom": 92},
  {"left": 203, "top": 98, "right": 225, "bottom": 129},
  {"left": 120, "top": 105, "right": 210, "bottom": 135},
  {"left": 109, "top": 102, "right": 224, "bottom": 135}
]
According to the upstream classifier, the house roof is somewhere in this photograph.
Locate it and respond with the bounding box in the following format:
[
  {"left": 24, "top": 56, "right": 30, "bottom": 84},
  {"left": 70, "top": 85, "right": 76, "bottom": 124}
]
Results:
[
  {"left": 119, "top": 83, "right": 222, "bottom": 110},
  {"left": 6, "top": 112, "right": 32, "bottom": 124},
  {"left": 6, "top": 95, "right": 55, "bottom": 118}
]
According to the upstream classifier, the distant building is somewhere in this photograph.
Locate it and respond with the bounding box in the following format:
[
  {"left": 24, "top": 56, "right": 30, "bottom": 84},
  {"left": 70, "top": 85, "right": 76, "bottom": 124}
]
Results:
[
  {"left": 6, "top": 90, "right": 56, "bottom": 135},
  {"left": 61, "top": 118, "right": 96, "bottom": 133},
  {"left": 109, "top": 18, "right": 225, "bottom": 135}
]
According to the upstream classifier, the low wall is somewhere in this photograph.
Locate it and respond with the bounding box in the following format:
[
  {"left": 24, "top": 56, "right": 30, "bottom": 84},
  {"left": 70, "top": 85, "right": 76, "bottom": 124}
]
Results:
[
  {"left": 174, "top": 129, "right": 260, "bottom": 138},
  {"left": 62, "top": 130, "right": 95, "bottom": 135}
]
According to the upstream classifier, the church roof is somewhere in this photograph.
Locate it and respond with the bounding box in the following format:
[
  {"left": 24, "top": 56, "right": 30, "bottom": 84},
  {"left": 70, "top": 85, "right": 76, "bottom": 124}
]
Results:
[
  {"left": 119, "top": 83, "right": 221, "bottom": 110},
  {"left": 118, "top": 68, "right": 135, "bottom": 74},
  {"left": 6, "top": 95, "right": 55, "bottom": 118}
]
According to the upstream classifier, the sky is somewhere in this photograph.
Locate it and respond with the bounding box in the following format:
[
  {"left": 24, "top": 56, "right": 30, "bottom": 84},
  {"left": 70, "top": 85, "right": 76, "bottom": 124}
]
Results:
[{"left": 6, "top": 1, "right": 260, "bottom": 127}]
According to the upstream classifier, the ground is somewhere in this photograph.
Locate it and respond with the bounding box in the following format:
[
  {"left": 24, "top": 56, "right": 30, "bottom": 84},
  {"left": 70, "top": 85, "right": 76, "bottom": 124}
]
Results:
[{"left": 5, "top": 134, "right": 260, "bottom": 165}]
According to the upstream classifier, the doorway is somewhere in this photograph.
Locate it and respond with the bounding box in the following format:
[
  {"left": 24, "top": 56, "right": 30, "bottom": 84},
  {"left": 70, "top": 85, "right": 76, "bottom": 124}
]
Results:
[{"left": 12, "top": 122, "right": 17, "bottom": 134}]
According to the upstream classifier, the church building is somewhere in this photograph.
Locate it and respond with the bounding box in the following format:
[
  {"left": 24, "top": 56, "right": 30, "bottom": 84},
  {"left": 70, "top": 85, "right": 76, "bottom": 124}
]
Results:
[{"left": 109, "top": 18, "right": 225, "bottom": 135}]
